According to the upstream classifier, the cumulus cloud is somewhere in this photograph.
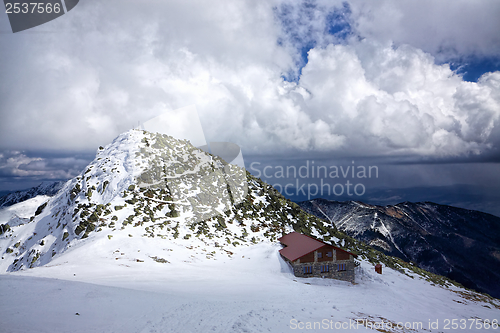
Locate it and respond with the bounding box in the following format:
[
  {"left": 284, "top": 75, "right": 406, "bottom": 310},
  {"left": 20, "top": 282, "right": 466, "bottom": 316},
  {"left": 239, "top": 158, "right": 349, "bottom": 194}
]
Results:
[
  {"left": 0, "top": 0, "right": 290, "bottom": 151},
  {"left": 297, "top": 41, "right": 500, "bottom": 157},
  {"left": 0, "top": 151, "right": 89, "bottom": 180},
  {"left": 350, "top": 0, "right": 500, "bottom": 61},
  {"left": 0, "top": 0, "right": 499, "bottom": 164},
  {"left": 0, "top": 152, "right": 42, "bottom": 177}
]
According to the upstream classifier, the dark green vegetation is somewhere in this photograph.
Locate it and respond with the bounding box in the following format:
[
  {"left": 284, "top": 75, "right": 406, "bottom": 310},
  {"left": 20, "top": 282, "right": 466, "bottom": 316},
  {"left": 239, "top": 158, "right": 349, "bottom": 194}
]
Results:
[
  {"left": 0, "top": 223, "right": 10, "bottom": 235},
  {"left": 34, "top": 202, "right": 48, "bottom": 216}
]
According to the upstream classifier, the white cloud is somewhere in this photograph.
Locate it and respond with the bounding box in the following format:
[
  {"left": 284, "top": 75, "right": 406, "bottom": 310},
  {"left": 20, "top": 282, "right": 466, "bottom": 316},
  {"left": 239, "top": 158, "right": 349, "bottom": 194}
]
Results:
[
  {"left": 350, "top": 0, "right": 500, "bottom": 60},
  {"left": 0, "top": 0, "right": 499, "bottom": 162},
  {"left": 0, "top": 153, "right": 41, "bottom": 177},
  {"left": 0, "top": 151, "right": 89, "bottom": 180},
  {"left": 298, "top": 41, "right": 500, "bottom": 156}
]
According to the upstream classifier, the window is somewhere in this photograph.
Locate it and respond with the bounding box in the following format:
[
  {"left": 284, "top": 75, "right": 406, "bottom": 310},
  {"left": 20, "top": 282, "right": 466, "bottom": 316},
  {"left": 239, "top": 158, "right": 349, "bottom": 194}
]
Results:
[
  {"left": 317, "top": 252, "right": 322, "bottom": 259},
  {"left": 321, "top": 265, "right": 329, "bottom": 273},
  {"left": 326, "top": 251, "right": 332, "bottom": 258},
  {"left": 337, "top": 263, "right": 346, "bottom": 271},
  {"left": 303, "top": 266, "right": 313, "bottom": 274}
]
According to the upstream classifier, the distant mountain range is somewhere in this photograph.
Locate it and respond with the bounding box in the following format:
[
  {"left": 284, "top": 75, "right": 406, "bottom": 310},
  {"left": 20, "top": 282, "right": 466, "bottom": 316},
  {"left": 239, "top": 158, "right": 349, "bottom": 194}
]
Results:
[
  {"left": 282, "top": 184, "right": 500, "bottom": 217},
  {"left": 0, "top": 182, "right": 65, "bottom": 208},
  {"left": 298, "top": 199, "right": 500, "bottom": 298}
]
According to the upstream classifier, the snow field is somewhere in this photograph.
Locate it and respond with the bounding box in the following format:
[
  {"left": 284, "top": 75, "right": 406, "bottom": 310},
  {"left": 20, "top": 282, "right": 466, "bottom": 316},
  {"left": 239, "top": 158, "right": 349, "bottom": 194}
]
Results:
[{"left": 2, "top": 238, "right": 499, "bottom": 333}]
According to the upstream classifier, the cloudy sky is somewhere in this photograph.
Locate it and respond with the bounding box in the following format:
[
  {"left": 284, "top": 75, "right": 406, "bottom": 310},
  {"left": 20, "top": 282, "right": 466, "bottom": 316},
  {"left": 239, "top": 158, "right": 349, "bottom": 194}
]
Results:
[{"left": 1, "top": 0, "right": 500, "bottom": 214}]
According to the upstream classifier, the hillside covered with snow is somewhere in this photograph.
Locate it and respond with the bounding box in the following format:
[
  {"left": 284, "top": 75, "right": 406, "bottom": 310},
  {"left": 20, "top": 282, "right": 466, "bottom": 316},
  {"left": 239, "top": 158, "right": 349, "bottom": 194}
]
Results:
[{"left": 1, "top": 129, "right": 499, "bottom": 332}]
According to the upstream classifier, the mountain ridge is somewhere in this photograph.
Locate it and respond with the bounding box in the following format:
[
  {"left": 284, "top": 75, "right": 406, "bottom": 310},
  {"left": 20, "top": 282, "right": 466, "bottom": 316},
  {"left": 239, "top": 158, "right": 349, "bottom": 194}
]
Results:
[
  {"left": 298, "top": 198, "right": 500, "bottom": 298},
  {"left": 0, "top": 181, "right": 65, "bottom": 208},
  {"left": 1, "top": 129, "right": 324, "bottom": 271}
]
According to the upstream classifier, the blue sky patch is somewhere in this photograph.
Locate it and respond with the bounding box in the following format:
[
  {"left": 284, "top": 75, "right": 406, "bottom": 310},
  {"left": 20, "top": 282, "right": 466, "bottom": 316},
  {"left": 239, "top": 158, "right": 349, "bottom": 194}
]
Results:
[
  {"left": 448, "top": 56, "right": 500, "bottom": 82},
  {"left": 275, "top": 1, "right": 353, "bottom": 82},
  {"left": 325, "top": 2, "right": 352, "bottom": 39}
]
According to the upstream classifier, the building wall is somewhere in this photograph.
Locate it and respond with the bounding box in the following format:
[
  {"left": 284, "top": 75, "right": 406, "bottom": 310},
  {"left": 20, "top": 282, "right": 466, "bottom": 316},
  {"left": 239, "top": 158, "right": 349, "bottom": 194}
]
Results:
[
  {"left": 287, "top": 251, "right": 355, "bottom": 283},
  {"left": 336, "top": 249, "right": 350, "bottom": 261},
  {"left": 297, "top": 250, "right": 315, "bottom": 263},
  {"left": 316, "top": 245, "right": 335, "bottom": 262}
]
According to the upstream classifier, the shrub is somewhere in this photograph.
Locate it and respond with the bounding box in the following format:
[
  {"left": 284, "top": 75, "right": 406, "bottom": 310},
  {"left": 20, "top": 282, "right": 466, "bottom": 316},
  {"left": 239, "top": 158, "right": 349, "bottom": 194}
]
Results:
[
  {"left": 0, "top": 224, "right": 10, "bottom": 235},
  {"left": 35, "top": 202, "right": 48, "bottom": 216},
  {"left": 150, "top": 256, "right": 169, "bottom": 263}
]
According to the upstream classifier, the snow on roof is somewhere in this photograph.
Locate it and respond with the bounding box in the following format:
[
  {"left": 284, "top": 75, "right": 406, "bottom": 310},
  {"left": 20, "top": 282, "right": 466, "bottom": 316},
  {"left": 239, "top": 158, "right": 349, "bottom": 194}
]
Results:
[{"left": 278, "top": 232, "right": 356, "bottom": 261}]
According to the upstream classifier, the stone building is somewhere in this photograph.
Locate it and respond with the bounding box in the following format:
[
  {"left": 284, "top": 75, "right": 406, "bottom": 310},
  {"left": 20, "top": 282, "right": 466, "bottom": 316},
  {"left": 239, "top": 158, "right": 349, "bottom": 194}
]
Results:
[{"left": 278, "top": 232, "right": 357, "bottom": 283}]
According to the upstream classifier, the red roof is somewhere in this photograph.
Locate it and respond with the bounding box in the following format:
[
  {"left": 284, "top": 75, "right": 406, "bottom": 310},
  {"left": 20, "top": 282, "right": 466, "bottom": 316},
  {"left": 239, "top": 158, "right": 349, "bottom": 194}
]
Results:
[{"left": 278, "top": 232, "right": 356, "bottom": 261}]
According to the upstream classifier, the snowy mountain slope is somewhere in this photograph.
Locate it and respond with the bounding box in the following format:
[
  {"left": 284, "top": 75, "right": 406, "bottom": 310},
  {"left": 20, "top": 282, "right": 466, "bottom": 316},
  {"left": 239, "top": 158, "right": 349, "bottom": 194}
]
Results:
[
  {"left": 298, "top": 199, "right": 500, "bottom": 299},
  {"left": 2, "top": 241, "right": 499, "bottom": 333},
  {"left": 0, "top": 195, "right": 51, "bottom": 227},
  {"left": 0, "top": 129, "right": 329, "bottom": 272},
  {"left": 1, "top": 129, "right": 499, "bottom": 332},
  {"left": 0, "top": 181, "right": 64, "bottom": 208}
]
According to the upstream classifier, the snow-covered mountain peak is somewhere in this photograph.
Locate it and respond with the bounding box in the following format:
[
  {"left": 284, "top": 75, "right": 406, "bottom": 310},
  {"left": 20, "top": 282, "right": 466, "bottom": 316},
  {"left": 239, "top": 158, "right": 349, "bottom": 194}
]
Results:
[{"left": 0, "top": 129, "right": 290, "bottom": 272}]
